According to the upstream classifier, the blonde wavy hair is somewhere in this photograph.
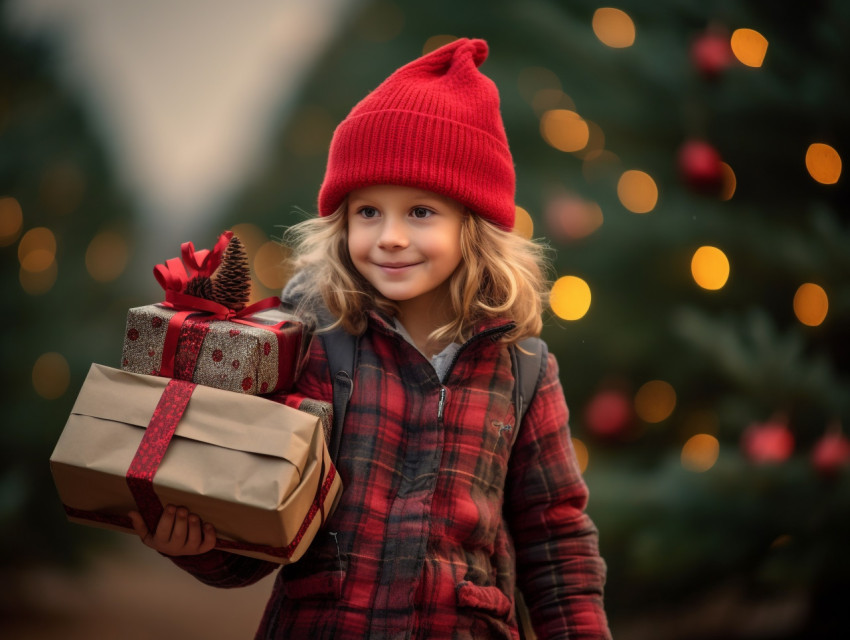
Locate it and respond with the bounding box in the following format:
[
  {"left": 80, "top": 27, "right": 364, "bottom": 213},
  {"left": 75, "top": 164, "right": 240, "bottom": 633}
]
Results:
[{"left": 282, "top": 203, "right": 551, "bottom": 346}]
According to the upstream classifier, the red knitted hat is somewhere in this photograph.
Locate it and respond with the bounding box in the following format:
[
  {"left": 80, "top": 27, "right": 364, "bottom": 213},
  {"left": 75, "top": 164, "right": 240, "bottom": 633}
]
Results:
[{"left": 318, "top": 38, "right": 516, "bottom": 230}]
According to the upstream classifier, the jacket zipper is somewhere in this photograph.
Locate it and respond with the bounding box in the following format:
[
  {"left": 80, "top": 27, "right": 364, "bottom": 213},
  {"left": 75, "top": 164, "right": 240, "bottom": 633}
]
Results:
[{"left": 437, "top": 322, "right": 515, "bottom": 423}]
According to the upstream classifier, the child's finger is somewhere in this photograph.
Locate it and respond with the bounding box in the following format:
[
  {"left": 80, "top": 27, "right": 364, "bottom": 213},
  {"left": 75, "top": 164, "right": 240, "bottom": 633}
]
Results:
[
  {"left": 199, "top": 522, "right": 217, "bottom": 553},
  {"left": 128, "top": 510, "right": 150, "bottom": 540},
  {"left": 170, "top": 507, "right": 190, "bottom": 546},
  {"left": 153, "top": 504, "right": 177, "bottom": 543},
  {"left": 185, "top": 513, "right": 203, "bottom": 550}
]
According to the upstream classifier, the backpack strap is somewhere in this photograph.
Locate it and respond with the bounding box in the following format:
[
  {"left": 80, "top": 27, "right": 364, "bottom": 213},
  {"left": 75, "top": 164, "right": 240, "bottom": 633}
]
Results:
[
  {"left": 509, "top": 337, "right": 548, "bottom": 444},
  {"left": 320, "top": 327, "right": 359, "bottom": 464},
  {"left": 509, "top": 337, "right": 548, "bottom": 640}
]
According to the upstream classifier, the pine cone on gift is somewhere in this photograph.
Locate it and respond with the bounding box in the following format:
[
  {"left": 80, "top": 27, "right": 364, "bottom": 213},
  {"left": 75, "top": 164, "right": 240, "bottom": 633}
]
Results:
[
  {"left": 184, "top": 275, "right": 214, "bottom": 300},
  {"left": 211, "top": 235, "right": 251, "bottom": 311}
]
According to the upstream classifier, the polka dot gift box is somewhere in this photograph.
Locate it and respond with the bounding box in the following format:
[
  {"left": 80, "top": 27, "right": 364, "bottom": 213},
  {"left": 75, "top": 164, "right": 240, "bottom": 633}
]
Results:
[{"left": 121, "top": 231, "right": 312, "bottom": 395}]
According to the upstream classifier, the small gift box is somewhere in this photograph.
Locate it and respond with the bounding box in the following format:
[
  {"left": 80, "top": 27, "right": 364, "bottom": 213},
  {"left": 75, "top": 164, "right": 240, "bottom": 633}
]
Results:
[
  {"left": 121, "top": 303, "right": 310, "bottom": 395},
  {"left": 50, "top": 364, "right": 342, "bottom": 564},
  {"left": 121, "top": 231, "right": 311, "bottom": 395}
]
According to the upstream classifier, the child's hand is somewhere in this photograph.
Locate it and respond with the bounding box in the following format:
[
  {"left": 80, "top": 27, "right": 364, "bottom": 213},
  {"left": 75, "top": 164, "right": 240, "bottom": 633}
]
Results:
[{"left": 129, "top": 504, "right": 217, "bottom": 556}]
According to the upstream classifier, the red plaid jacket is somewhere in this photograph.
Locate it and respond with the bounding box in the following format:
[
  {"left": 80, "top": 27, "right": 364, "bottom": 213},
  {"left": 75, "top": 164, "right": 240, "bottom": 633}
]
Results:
[{"left": 171, "top": 312, "right": 610, "bottom": 639}]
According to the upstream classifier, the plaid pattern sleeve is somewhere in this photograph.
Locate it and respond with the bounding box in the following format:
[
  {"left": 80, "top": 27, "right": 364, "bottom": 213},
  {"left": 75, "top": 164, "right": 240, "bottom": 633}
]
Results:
[{"left": 505, "top": 354, "right": 612, "bottom": 640}]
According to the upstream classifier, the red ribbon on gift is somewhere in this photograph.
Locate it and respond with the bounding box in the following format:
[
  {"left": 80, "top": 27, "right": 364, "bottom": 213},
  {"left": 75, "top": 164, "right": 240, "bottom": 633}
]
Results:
[
  {"left": 150, "top": 231, "right": 290, "bottom": 382},
  {"left": 126, "top": 379, "right": 197, "bottom": 532},
  {"left": 155, "top": 295, "right": 285, "bottom": 380},
  {"left": 65, "top": 375, "right": 338, "bottom": 560},
  {"left": 123, "top": 377, "right": 334, "bottom": 544}
]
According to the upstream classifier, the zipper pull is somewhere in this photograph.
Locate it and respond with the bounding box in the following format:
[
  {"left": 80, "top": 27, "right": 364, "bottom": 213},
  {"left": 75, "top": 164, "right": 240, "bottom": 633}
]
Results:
[{"left": 437, "top": 387, "right": 447, "bottom": 421}]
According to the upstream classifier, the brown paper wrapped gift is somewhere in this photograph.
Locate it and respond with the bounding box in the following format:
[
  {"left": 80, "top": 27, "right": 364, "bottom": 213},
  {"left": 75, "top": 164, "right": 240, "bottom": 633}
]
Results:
[
  {"left": 121, "top": 303, "right": 311, "bottom": 396},
  {"left": 50, "top": 363, "right": 342, "bottom": 564}
]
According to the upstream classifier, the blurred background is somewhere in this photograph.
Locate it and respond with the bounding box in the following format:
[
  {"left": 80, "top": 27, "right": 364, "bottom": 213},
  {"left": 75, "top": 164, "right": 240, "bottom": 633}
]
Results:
[{"left": 2, "top": 0, "right": 848, "bottom": 638}]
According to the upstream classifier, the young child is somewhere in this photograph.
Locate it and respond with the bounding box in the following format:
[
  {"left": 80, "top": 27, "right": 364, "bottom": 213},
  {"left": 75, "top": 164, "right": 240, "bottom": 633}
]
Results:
[{"left": 129, "top": 38, "right": 611, "bottom": 639}]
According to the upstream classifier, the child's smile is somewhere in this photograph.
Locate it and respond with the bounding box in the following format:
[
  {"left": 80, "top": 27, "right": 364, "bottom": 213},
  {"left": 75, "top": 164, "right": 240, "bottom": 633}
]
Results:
[{"left": 347, "top": 184, "right": 466, "bottom": 318}]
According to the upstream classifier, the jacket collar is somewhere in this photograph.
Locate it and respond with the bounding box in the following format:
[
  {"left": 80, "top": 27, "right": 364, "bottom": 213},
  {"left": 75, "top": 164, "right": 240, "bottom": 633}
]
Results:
[{"left": 366, "top": 309, "right": 514, "bottom": 344}]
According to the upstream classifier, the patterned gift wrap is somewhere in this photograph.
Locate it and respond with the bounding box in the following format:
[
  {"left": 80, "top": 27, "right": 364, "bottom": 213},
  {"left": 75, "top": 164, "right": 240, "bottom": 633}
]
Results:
[{"left": 121, "top": 303, "right": 310, "bottom": 395}]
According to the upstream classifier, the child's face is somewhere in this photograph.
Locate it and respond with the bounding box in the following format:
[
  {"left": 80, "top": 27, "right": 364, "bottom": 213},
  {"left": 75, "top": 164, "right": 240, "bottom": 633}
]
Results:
[{"left": 347, "top": 184, "right": 465, "bottom": 316}]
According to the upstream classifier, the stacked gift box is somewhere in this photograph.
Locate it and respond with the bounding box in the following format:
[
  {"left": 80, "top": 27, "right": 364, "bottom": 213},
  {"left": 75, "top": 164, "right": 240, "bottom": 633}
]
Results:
[{"left": 50, "top": 231, "right": 341, "bottom": 564}]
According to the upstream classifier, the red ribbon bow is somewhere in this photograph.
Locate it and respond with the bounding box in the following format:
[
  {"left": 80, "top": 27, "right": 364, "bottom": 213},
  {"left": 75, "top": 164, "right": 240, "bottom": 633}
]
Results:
[
  {"left": 150, "top": 231, "right": 282, "bottom": 377},
  {"left": 153, "top": 230, "right": 233, "bottom": 296}
]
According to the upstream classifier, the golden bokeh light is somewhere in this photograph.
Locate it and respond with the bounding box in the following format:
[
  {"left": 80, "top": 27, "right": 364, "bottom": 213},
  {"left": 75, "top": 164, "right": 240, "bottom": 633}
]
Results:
[
  {"left": 550, "top": 275, "right": 591, "bottom": 321},
  {"left": 514, "top": 206, "right": 534, "bottom": 240},
  {"left": 572, "top": 437, "right": 589, "bottom": 474},
  {"left": 517, "top": 67, "right": 562, "bottom": 105},
  {"left": 592, "top": 8, "right": 636, "bottom": 48},
  {"left": 730, "top": 28, "right": 768, "bottom": 67},
  {"left": 681, "top": 433, "right": 720, "bottom": 472},
  {"left": 540, "top": 109, "right": 590, "bottom": 153},
  {"left": 18, "top": 226, "right": 56, "bottom": 272},
  {"left": 33, "top": 352, "right": 70, "bottom": 399},
  {"left": 793, "top": 283, "right": 828, "bottom": 327},
  {"left": 86, "top": 230, "right": 129, "bottom": 283},
  {"left": 20, "top": 260, "right": 58, "bottom": 295},
  {"left": 719, "top": 162, "right": 737, "bottom": 200},
  {"left": 0, "top": 196, "right": 23, "bottom": 246},
  {"left": 423, "top": 34, "right": 457, "bottom": 55},
  {"left": 617, "top": 170, "right": 658, "bottom": 213},
  {"left": 253, "top": 240, "right": 290, "bottom": 291},
  {"left": 634, "top": 379, "right": 677, "bottom": 423},
  {"left": 805, "top": 143, "right": 842, "bottom": 185},
  {"left": 691, "top": 246, "right": 730, "bottom": 290}
]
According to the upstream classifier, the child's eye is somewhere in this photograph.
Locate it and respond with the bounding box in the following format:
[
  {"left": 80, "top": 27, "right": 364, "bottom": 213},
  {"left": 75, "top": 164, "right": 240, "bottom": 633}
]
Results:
[
  {"left": 410, "top": 207, "right": 434, "bottom": 219},
  {"left": 358, "top": 206, "right": 379, "bottom": 218}
]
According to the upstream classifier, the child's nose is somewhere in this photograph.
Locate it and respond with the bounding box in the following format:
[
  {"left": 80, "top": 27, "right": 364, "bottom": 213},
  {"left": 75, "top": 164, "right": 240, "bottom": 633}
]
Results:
[{"left": 377, "top": 216, "right": 409, "bottom": 249}]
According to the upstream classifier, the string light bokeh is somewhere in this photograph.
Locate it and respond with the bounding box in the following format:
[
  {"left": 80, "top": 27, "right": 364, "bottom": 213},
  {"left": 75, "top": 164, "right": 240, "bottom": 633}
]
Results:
[{"left": 528, "top": 6, "right": 844, "bottom": 502}]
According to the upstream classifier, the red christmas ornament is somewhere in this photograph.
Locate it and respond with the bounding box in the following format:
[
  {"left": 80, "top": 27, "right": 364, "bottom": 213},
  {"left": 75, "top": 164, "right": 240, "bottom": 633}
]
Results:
[
  {"left": 690, "top": 32, "right": 733, "bottom": 79},
  {"left": 811, "top": 429, "right": 850, "bottom": 477},
  {"left": 678, "top": 140, "right": 724, "bottom": 194},
  {"left": 584, "top": 389, "right": 632, "bottom": 438},
  {"left": 741, "top": 418, "right": 795, "bottom": 464}
]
